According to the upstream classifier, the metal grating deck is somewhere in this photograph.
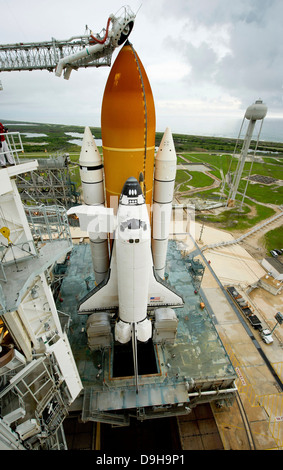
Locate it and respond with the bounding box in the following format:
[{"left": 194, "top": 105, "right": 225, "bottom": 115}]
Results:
[{"left": 57, "top": 240, "right": 236, "bottom": 421}]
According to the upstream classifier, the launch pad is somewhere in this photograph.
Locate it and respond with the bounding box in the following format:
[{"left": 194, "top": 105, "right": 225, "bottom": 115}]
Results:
[{"left": 58, "top": 240, "right": 237, "bottom": 425}]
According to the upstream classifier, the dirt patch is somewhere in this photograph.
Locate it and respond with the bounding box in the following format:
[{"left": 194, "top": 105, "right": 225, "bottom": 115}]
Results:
[{"left": 241, "top": 234, "right": 267, "bottom": 261}]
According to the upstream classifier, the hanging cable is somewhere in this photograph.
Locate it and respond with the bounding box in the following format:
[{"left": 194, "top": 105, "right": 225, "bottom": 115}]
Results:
[{"left": 90, "top": 17, "right": 111, "bottom": 44}]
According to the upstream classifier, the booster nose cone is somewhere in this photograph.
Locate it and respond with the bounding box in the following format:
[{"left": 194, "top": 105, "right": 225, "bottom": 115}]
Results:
[
  {"left": 154, "top": 127, "right": 177, "bottom": 182},
  {"left": 79, "top": 126, "right": 101, "bottom": 167},
  {"left": 79, "top": 126, "right": 104, "bottom": 206},
  {"left": 101, "top": 43, "right": 156, "bottom": 209}
]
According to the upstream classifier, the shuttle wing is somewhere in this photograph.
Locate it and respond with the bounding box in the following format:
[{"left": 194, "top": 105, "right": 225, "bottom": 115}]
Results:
[
  {"left": 78, "top": 244, "right": 118, "bottom": 313},
  {"left": 78, "top": 246, "right": 183, "bottom": 314},
  {"left": 148, "top": 266, "right": 184, "bottom": 308}
]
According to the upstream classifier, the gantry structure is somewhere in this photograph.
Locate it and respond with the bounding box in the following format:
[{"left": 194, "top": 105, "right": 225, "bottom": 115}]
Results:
[
  {"left": 0, "top": 6, "right": 135, "bottom": 79},
  {"left": 15, "top": 155, "right": 80, "bottom": 209}
]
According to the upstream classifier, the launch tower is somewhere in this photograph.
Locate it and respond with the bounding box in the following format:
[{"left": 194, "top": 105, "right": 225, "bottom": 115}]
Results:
[{"left": 0, "top": 159, "right": 82, "bottom": 449}]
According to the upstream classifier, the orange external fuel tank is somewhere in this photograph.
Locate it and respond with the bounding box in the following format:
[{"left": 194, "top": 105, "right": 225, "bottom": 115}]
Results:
[{"left": 101, "top": 41, "right": 156, "bottom": 211}]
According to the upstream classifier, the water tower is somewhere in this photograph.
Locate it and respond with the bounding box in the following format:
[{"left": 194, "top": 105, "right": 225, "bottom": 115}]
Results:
[{"left": 227, "top": 99, "right": 267, "bottom": 207}]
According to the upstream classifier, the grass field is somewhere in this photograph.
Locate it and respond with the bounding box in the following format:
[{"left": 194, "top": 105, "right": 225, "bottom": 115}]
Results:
[
  {"left": 264, "top": 225, "right": 283, "bottom": 252},
  {"left": 178, "top": 152, "right": 283, "bottom": 206},
  {"left": 175, "top": 152, "right": 282, "bottom": 242},
  {"left": 195, "top": 201, "right": 276, "bottom": 232}
]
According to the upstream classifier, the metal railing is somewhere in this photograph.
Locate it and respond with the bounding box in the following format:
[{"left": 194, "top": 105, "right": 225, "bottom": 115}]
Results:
[
  {"left": 25, "top": 204, "right": 72, "bottom": 248},
  {"left": 0, "top": 131, "right": 24, "bottom": 164}
]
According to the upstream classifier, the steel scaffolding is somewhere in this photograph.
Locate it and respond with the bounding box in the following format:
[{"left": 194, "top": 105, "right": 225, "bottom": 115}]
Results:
[
  {"left": 186, "top": 257, "right": 205, "bottom": 291},
  {"left": 0, "top": 6, "right": 136, "bottom": 79},
  {"left": 16, "top": 155, "right": 80, "bottom": 208},
  {"left": 0, "top": 37, "right": 112, "bottom": 72}
]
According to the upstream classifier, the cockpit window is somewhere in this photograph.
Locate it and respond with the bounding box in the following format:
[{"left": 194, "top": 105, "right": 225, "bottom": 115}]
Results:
[{"left": 128, "top": 189, "right": 138, "bottom": 196}]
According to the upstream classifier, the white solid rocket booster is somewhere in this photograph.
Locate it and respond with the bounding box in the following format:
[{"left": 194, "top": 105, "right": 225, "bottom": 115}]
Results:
[
  {"left": 152, "top": 127, "right": 177, "bottom": 279},
  {"left": 79, "top": 127, "right": 109, "bottom": 284}
]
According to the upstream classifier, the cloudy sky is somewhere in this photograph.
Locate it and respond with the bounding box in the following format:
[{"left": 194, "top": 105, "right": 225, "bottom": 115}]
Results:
[{"left": 0, "top": 0, "right": 282, "bottom": 134}]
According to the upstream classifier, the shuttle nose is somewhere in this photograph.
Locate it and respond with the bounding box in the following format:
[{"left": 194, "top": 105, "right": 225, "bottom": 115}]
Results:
[{"left": 121, "top": 177, "right": 143, "bottom": 198}]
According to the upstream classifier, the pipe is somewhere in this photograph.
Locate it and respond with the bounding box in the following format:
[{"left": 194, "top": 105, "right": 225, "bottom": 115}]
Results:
[
  {"left": 55, "top": 41, "right": 106, "bottom": 77},
  {"left": 90, "top": 18, "right": 111, "bottom": 44},
  {"left": 187, "top": 386, "right": 237, "bottom": 397}
]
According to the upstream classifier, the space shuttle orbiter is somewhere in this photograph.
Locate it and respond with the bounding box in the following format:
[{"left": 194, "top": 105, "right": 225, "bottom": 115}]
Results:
[
  {"left": 68, "top": 175, "right": 183, "bottom": 324},
  {"left": 68, "top": 175, "right": 183, "bottom": 392}
]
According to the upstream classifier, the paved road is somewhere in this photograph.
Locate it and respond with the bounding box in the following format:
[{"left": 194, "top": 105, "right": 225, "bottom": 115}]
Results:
[{"left": 187, "top": 233, "right": 283, "bottom": 392}]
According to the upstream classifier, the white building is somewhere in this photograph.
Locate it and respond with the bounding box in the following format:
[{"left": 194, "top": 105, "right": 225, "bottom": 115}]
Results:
[{"left": 262, "top": 257, "right": 283, "bottom": 281}]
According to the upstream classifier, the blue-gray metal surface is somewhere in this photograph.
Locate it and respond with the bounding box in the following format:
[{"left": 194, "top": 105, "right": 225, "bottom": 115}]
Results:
[
  {"left": 0, "top": 239, "right": 71, "bottom": 314},
  {"left": 58, "top": 241, "right": 236, "bottom": 417}
]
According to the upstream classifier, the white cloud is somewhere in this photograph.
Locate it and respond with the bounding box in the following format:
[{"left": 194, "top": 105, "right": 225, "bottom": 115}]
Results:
[
  {"left": 157, "top": 96, "right": 242, "bottom": 115},
  {"left": 147, "top": 61, "right": 191, "bottom": 82},
  {"left": 0, "top": 0, "right": 282, "bottom": 136}
]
